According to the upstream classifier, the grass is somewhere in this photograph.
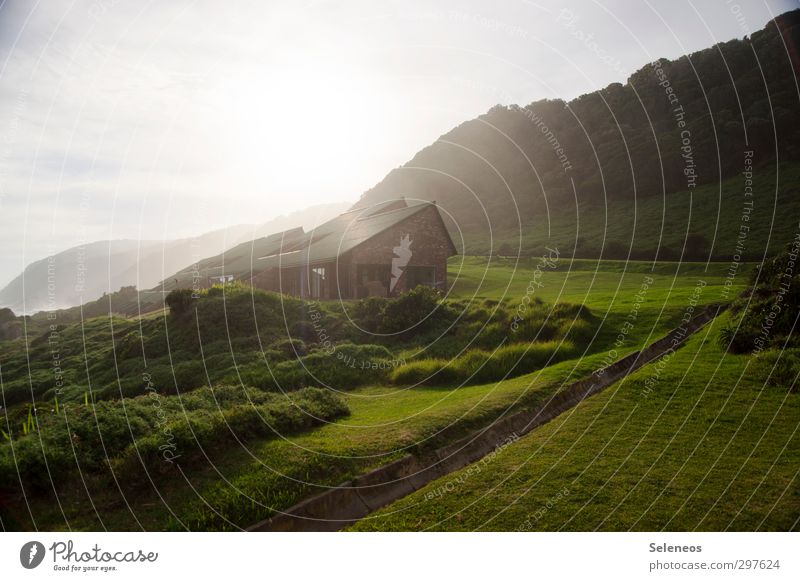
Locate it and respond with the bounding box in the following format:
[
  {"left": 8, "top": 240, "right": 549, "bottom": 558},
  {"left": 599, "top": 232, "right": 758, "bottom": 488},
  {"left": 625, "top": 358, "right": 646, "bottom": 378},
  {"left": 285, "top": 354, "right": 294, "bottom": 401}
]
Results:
[
  {"left": 351, "top": 311, "right": 799, "bottom": 531},
  {"left": 486, "top": 162, "right": 800, "bottom": 262},
  {"left": 389, "top": 340, "right": 578, "bottom": 386},
  {"left": 0, "top": 258, "right": 754, "bottom": 531},
  {"left": 0, "top": 386, "right": 349, "bottom": 493}
]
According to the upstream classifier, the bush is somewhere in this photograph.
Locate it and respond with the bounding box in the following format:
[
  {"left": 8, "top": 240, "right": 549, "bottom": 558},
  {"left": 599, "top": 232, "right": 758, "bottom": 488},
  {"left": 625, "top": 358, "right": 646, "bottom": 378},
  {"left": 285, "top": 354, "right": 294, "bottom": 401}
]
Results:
[
  {"left": 173, "top": 360, "right": 207, "bottom": 391},
  {"left": 0, "top": 386, "right": 349, "bottom": 491},
  {"left": 718, "top": 323, "right": 754, "bottom": 354},
  {"left": 244, "top": 343, "right": 397, "bottom": 391},
  {"left": 380, "top": 286, "right": 446, "bottom": 334},
  {"left": 721, "top": 246, "right": 800, "bottom": 354},
  {"left": 165, "top": 288, "right": 196, "bottom": 316},
  {"left": 559, "top": 319, "right": 596, "bottom": 346},
  {"left": 351, "top": 286, "right": 450, "bottom": 336},
  {"left": 352, "top": 297, "right": 385, "bottom": 333},
  {"left": 270, "top": 338, "right": 307, "bottom": 359}
]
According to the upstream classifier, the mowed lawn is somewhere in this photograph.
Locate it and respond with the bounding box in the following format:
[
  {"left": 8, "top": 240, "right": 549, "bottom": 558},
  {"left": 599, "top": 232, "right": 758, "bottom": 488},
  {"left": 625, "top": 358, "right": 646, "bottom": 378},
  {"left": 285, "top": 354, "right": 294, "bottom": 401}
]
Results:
[
  {"left": 352, "top": 311, "right": 799, "bottom": 531},
  {"left": 5, "top": 259, "right": 752, "bottom": 531}
]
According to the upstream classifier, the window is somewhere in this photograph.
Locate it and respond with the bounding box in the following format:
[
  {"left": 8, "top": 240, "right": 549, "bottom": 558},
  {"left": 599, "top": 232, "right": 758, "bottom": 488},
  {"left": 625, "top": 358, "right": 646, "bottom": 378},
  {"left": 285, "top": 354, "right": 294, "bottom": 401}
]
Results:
[
  {"left": 356, "top": 264, "right": 390, "bottom": 297},
  {"left": 405, "top": 266, "right": 436, "bottom": 289},
  {"left": 310, "top": 266, "right": 327, "bottom": 298}
]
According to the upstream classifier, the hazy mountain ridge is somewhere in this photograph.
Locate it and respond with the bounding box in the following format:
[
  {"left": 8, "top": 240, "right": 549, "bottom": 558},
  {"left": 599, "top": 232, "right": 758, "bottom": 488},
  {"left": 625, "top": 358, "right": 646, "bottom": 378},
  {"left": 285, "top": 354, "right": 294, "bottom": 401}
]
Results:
[{"left": 0, "top": 202, "right": 350, "bottom": 315}]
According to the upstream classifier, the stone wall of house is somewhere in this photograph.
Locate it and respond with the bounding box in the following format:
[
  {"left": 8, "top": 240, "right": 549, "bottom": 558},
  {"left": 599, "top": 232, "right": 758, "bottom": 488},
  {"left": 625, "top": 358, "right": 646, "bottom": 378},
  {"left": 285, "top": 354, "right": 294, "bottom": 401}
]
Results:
[
  {"left": 348, "top": 204, "right": 455, "bottom": 296},
  {"left": 249, "top": 204, "right": 456, "bottom": 299}
]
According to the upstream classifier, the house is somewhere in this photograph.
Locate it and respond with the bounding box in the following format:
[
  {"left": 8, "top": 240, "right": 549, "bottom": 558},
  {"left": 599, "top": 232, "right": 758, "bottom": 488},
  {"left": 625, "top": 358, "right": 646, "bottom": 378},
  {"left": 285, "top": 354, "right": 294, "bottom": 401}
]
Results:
[
  {"left": 163, "top": 200, "right": 458, "bottom": 300},
  {"left": 252, "top": 200, "right": 458, "bottom": 299}
]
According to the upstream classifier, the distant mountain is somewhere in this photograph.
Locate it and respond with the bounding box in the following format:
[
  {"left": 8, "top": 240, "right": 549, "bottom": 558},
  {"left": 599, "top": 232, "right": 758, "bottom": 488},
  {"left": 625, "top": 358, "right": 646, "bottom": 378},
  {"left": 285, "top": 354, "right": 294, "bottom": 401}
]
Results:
[
  {"left": 247, "top": 202, "right": 352, "bottom": 239},
  {"left": 354, "top": 10, "right": 800, "bottom": 257},
  {"left": 0, "top": 202, "right": 350, "bottom": 314}
]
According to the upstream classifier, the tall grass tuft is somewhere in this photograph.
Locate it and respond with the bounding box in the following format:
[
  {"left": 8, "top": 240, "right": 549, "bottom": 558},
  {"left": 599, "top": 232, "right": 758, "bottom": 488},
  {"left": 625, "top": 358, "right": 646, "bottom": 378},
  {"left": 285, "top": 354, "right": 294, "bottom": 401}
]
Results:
[{"left": 390, "top": 340, "right": 577, "bottom": 386}]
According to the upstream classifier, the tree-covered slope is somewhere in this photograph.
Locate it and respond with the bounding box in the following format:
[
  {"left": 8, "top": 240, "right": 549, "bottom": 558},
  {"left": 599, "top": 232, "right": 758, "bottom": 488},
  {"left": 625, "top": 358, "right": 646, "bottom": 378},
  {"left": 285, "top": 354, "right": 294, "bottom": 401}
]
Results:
[{"left": 354, "top": 11, "right": 800, "bottom": 258}]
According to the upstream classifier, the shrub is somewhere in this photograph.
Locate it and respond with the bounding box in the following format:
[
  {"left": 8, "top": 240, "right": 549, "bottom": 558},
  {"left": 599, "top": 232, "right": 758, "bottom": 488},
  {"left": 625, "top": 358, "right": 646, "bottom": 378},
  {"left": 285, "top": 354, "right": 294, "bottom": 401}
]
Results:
[
  {"left": 143, "top": 362, "right": 206, "bottom": 395},
  {"left": 552, "top": 302, "right": 593, "bottom": 320},
  {"left": 513, "top": 316, "right": 559, "bottom": 342},
  {"left": 720, "top": 246, "right": 800, "bottom": 354},
  {"left": 165, "top": 288, "right": 196, "bottom": 316},
  {"left": 559, "top": 319, "right": 596, "bottom": 346},
  {"left": 380, "top": 286, "right": 445, "bottom": 334},
  {"left": 245, "top": 343, "right": 396, "bottom": 391},
  {"left": 173, "top": 360, "right": 207, "bottom": 391},
  {"left": 336, "top": 342, "right": 393, "bottom": 360},
  {"left": 0, "top": 386, "right": 349, "bottom": 491},
  {"left": 718, "top": 323, "right": 754, "bottom": 354},
  {"left": 351, "top": 286, "right": 451, "bottom": 336},
  {"left": 270, "top": 338, "right": 307, "bottom": 359},
  {"left": 352, "top": 297, "right": 385, "bottom": 333}
]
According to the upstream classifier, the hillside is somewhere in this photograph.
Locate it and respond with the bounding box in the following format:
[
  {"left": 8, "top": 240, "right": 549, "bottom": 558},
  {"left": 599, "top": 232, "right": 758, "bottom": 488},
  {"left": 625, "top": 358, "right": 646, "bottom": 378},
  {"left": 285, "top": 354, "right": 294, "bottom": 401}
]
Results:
[
  {"left": 0, "top": 202, "right": 349, "bottom": 315},
  {"left": 0, "top": 259, "right": 751, "bottom": 530},
  {"left": 354, "top": 11, "right": 800, "bottom": 257},
  {"left": 352, "top": 309, "right": 799, "bottom": 531}
]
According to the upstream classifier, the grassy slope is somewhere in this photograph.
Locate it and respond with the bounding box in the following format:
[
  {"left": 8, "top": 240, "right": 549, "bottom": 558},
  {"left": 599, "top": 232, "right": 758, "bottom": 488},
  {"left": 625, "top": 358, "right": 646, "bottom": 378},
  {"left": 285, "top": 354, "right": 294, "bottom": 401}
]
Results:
[
  {"left": 352, "top": 311, "right": 799, "bottom": 531},
  {"left": 2, "top": 259, "right": 747, "bottom": 531},
  {"left": 486, "top": 162, "right": 800, "bottom": 259}
]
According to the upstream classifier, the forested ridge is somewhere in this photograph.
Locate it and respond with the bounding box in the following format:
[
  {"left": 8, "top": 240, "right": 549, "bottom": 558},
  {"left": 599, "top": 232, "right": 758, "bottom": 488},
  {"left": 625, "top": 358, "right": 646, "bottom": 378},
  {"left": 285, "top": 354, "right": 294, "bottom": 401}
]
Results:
[{"left": 355, "top": 10, "right": 800, "bottom": 258}]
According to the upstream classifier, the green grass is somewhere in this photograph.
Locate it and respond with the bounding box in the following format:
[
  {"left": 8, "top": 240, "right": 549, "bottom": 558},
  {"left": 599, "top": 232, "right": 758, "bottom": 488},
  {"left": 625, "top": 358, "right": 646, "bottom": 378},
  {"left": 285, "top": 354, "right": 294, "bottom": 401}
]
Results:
[
  {"left": 488, "top": 163, "right": 800, "bottom": 261},
  {"left": 351, "top": 311, "right": 799, "bottom": 531},
  {"left": 0, "top": 259, "right": 756, "bottom": 530},
  {"left": 0, "top": 386, "right": 349, "bottom": 493}
]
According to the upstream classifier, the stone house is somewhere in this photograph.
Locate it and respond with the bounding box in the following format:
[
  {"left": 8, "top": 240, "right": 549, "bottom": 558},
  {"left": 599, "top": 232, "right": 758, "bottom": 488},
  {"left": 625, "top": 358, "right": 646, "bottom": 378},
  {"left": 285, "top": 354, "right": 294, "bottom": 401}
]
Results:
[{"left": 251, "top": 200, "right": 457, "bottom": 299}]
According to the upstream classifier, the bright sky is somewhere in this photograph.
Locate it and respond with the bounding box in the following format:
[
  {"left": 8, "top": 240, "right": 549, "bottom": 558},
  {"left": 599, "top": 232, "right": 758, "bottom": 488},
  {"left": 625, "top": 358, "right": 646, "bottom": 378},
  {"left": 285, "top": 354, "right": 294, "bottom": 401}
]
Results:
[{"left": 0, "top": 0, "right": 793, "bottom": 287}]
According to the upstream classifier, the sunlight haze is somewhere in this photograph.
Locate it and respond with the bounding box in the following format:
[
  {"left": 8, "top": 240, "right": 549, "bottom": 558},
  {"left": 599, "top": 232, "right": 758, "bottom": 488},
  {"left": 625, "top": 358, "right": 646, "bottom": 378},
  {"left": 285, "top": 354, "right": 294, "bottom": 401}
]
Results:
[{"left": 0, "top": 0, "right": 792, "bottom": 287}]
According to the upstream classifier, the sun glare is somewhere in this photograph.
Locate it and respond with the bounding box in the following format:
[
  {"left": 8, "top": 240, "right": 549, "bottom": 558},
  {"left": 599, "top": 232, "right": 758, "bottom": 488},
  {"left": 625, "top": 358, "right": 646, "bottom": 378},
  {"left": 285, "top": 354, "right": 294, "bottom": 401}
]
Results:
[{"left": 215, "top": 57, "right": 381, "bottom": 202}]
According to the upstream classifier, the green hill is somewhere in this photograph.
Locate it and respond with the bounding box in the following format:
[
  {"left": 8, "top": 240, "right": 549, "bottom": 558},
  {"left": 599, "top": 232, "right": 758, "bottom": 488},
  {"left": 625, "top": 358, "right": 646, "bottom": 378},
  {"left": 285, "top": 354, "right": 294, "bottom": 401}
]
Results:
[
  {"left": 352, "top": 309, "right": 799, "bottom": 531},
  {"left": 354, "top": 11, "right": 800, "bottom": 258}
]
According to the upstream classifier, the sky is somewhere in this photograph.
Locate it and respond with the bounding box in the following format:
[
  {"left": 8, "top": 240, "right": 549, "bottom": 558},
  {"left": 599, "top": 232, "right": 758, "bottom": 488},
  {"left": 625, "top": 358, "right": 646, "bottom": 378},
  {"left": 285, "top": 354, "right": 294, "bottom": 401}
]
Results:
[{"left": 0, "top": 0, "right": 795, "bottom": 287}]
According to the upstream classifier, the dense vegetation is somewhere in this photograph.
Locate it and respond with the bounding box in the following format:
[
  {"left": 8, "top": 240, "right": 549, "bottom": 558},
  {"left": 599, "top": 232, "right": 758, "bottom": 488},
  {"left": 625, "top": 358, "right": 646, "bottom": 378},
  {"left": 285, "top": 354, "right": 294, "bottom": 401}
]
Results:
[
  {"left": 0, "top": 280, "right": 596, "bottom": 521},
  {"left": 718, "top": 244, "right": 800, "bottom": 392},
  {"left": 0, "top": 284, "right": 594, "bottom": 412},
  {"left": 0, "top": 258, "right": 747, "bottom": 530},
  {"left": 0, "top": 386, "right": 348, "bottom": 492},
  {"left": 721, "top": 244, "right": 800, "bottom": 355},
  {"left": 356, "top": 12, "right": 800, "bottom": 258}
]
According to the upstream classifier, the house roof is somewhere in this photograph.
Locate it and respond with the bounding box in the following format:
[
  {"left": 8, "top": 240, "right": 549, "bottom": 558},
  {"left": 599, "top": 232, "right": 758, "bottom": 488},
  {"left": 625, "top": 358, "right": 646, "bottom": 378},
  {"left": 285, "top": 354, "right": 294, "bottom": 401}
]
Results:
[
  {"left": 160, "top": 200, "right": 455, "bottom": 289},
  {"left": 257, "top": 201, "right": 443, "bottom": 269},
  {"left": 162, "top": 227, "right": 306, "bottom": 288}
]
